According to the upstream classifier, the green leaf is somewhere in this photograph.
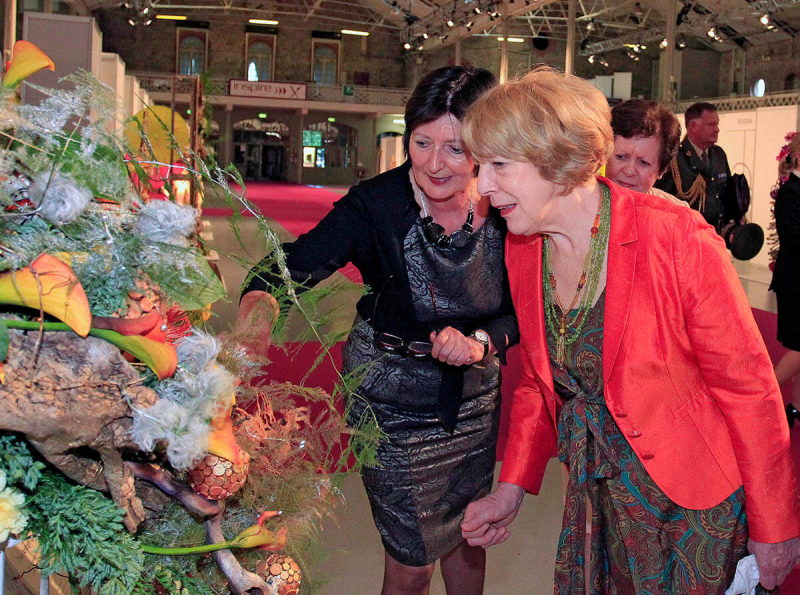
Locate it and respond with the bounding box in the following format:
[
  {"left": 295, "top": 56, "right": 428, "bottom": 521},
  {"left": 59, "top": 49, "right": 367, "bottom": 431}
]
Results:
[
  {"left": 0, "top": 318, "right": 8, "bottom": 361},
  {"left": 143, "top": 249, "right": 226, "bottom": 311}
]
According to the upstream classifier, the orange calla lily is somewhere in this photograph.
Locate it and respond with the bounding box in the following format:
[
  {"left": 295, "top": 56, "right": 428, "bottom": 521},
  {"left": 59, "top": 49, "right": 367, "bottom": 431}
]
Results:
[
  {"left": 229, "top": 512, "right": 286, "bottom": 550},
  {"left": 2, "top": 41, "right": 54, "bottom": 89},
  {"left": 207, "top": 399, "right": 244, "bottom": 466},
  {"left": 89, "top": 327, "right": 177, "bottom": 380},
  {"left": 92, "top": 311, "right": 161, "bottom": 336},
  {"left": 0, "top": 253, "right": 91, "bottom": 337}
]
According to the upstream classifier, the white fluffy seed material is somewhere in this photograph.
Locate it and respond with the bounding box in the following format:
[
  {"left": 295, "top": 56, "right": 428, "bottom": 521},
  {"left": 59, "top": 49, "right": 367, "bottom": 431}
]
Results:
[
  {"left": 134, "top": 200, "right": 197, "bottom": 246},
  {"left": 28, "top": 172, "right": 92, "bottom": 225}
]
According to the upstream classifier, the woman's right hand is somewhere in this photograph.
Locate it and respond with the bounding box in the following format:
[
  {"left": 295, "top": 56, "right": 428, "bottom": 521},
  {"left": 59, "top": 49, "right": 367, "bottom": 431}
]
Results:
[
  {"left": 461, "top": 482, "right": 525, "bottom": 548},
  {"left": 233, "top": 290, "right": 280, "bottom": 361}
]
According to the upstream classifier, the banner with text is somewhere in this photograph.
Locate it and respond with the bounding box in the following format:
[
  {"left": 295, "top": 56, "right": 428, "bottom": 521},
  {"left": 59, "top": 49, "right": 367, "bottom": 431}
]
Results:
[{"left": 229, "top": 80, "right": 307, "bottom": 100}]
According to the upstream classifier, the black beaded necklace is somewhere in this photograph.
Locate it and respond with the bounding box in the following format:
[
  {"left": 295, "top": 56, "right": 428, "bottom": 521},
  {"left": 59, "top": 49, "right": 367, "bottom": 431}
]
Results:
[{"left": 418, "top": 187, "right": 474, "bottom": 248}]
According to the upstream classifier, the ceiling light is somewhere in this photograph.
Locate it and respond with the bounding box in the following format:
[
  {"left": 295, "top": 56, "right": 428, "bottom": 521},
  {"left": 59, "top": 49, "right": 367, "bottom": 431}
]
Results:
[
  {"left": 760, "top": 13, "right": 770, "bottom": 26},
  {"left": 403, "top": 41, "right": 411, "bottom": 49},
  {"left": 507, "top": 37, "right": 523, "bottom": 42},
  {"left": 659, "top": 38, "right": 668, "bottom": 49},
  {"left": 586, "top": 19, "right": 595, "bottom": 32},
  {"left": 447, "top": 18, "right": 455, "bottom": 27},
  {"left": 258, "top": 113, "right": 267, "bottom": 119},
  {"left": 156, "top": 14, "right": 187, "bottom": 20},
  {"left": 417, "top": 43, "right": 424, "bottom": 50},
  {"left": 141, "top": 6, "right": 149, "bottom": 13},
  {"left": 466, "top": 20, "right": 473, "bottom": 28},
  {"left": 707, "top": 26, "right": 716, "bottom": 37},
  {"left": 474, "top": 6, "right": 481, "bottom": 14},
  {"left": 640, "top": 44, "right": 647, "bottom": 50},
  {"left": 341, "top": 29, "right": 369, "bottom": 36},
  {"left": 588, "top": 55, "right": 595, "bottom": 63},
  {"left": 598, "top": 57, "right": 609, "bottom": 67},
  {"left": 393, "top": 119, "right": 405, "bottom": 124},
  {"left": 128, "top": 18, "right": 136, "bottom": 25},
  {"left": 144, "top": 18, "right": 152, "bottom": 25},
  {"left": 422, "top": 31, "right": 428, "bottom": 38},
  {"left": 249, "top": 18, "right": 279, "bottom": 25},
  {"left": 678, "top": 36, "right": 687, "bottom": 49}
]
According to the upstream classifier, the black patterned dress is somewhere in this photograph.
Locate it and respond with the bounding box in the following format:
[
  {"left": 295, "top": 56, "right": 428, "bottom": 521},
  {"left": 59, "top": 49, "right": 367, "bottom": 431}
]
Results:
[
  {"left": 550, "top": 291, "right": 757, "bottom": 595},
  {"left": 342, "top": 214, "right": 506, "bottom": 567}
]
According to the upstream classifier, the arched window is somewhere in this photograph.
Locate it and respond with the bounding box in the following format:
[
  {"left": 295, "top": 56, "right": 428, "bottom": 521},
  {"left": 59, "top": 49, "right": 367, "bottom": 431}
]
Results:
[
  {"left": 247, "top": 41, "right": 272, "bottom": 82},
  {"left": 313, "top": 45, "right": 338, "bottom": 85},
  {"left": 750, "top": 78, "right": 766, "bottom": 98},
  {"left": 179, "top": 35, "right": 205, "bottom": 76}
]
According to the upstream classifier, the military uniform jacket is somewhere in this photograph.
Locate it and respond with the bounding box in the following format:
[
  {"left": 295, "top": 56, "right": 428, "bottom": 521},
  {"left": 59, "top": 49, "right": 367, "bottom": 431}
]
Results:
[{"left": 656, "top": 138, "right": 730, "bottom": 229}]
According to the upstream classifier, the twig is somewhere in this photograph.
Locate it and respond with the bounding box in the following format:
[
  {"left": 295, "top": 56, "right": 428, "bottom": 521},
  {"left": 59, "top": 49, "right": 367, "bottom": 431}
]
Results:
[
  {"left": 126, "top": 461, "right": 224, "bottom": 518},
  {"left": 204, "top": 514, "right": 275, "bottom": 595}
]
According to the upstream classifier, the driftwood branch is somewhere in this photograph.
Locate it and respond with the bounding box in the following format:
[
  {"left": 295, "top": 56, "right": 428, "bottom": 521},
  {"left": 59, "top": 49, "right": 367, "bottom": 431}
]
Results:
[
  {"left": 127, "top": 462, "right": 224, "bottom": 518},
  {"left": 205, "top": 514, "right": 277, "bottom": 595}
]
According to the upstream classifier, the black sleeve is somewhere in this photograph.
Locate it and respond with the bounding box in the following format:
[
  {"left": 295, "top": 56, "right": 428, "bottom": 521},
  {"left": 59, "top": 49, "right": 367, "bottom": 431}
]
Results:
[
  {"left": 241, "top": 186, "right": 372, "bottom": 298},
  {"left": 776, "top": 184, "right": 800, "bottom": 251},
  {"left": 479, "top": 261, "right": 519, "bottom": 365}
]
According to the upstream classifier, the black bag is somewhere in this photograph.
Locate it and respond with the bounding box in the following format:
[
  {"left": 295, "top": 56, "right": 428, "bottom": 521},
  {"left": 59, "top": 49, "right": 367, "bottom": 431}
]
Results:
[{"left": 723, "top": 172, "right": 750, "bottom": 221}]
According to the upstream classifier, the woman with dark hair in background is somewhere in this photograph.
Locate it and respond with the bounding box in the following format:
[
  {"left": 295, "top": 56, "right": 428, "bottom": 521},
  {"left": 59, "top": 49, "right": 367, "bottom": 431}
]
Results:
[
  {"left": 605, "top": 98, "right": 686, "bottom": 205},
  {"left": 772, "top": 133, "right": 800, "bottom": 424},
  {"left": 238, "top": 66, "right": 518, "bottom": 595}
]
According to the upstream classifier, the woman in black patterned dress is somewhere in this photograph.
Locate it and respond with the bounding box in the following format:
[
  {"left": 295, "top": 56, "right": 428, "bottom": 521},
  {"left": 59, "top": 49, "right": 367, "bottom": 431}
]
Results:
[{"left": 239, "top": 66, "right": 518, "bottom": 595}]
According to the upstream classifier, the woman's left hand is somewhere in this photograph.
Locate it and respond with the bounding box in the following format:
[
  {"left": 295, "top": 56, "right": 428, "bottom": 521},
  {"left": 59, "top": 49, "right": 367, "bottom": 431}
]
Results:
[
  {"left": 430, "top": 327, "right": 485, "bottom": 366},
  {"left": 749, "top": 537, "right": 800, "bottom": 589}
]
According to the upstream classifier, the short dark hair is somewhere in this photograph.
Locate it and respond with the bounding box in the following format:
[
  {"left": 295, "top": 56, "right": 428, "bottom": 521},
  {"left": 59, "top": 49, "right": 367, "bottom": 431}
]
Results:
[
  {"left": 403, "top": 66, "right": 498, "bottom": 155},
  {"left": 610, "top": 99, "right": 682, "bottom": 173},
  {"left": 684, "top": 102, "right": 717, "bottom": 126}
]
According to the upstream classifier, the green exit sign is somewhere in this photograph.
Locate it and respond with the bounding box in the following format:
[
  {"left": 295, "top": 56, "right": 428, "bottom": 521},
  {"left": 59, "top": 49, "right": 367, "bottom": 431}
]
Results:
[{"left": 342, "top": 84, "right": 354, "bottom": 96}]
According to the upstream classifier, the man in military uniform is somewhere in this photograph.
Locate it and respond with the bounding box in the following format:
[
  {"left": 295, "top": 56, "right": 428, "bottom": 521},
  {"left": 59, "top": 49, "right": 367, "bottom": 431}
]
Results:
[{"left": 656, "top": 102, "right": 730, "bottom": 230}]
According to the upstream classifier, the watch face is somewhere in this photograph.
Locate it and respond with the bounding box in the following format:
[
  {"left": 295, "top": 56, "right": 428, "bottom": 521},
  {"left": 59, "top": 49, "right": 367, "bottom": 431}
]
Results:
[{"left": 473, "top": 330, "right": 489, "bottom": 343}]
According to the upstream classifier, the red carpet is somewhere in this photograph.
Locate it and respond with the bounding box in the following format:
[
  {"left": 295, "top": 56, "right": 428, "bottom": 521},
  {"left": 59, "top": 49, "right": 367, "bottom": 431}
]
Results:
[
  {"left": 204, "top": 180, "right": 361, "bottom": 283},
  {"left": 204, "top": 181, "right": 347, "bottom": 239}
]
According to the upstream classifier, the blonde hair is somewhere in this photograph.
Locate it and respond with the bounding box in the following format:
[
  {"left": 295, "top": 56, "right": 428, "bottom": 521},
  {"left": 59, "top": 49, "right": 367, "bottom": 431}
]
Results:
[
  {"left": 462, "top": 65, "right": 613, "bottom": 194},
  {"left": 778, "top": 133, "right": 800, "bottom": 177}
]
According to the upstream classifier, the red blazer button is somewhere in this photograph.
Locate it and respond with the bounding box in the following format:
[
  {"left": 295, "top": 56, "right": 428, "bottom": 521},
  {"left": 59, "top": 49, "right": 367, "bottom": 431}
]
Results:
[
  {"left": 642, "top": 453, "right": 655, "bottom": 460},
  {"left": 616, "top": 411, "right": 628, "bottom": 418},
  {"left": 629, "top": 430, "right": 642, "bottom": 438}
]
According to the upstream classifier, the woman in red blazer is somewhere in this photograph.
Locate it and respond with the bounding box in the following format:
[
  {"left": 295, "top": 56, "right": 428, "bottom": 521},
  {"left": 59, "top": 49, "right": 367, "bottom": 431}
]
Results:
[{"left": 459, "top": 66, "right": 800, "bottom": 593}]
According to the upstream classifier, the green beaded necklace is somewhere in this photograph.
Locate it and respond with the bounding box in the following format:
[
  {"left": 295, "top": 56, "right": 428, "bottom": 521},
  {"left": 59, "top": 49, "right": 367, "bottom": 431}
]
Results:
[{"left": 542, "top": 183, "right": 612, "bottom": 366}]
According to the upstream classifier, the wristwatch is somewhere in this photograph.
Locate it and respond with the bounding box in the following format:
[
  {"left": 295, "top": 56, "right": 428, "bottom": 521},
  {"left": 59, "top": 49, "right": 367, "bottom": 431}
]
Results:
[{"left": 469, "top": 330, "right": 490, "bottom": 360}]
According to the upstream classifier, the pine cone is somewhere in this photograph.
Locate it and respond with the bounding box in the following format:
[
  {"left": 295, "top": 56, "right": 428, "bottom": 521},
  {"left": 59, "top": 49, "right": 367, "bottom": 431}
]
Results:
[
  {"left": 188, "top": 451, "right": 250, "bottom": 500},
  {"left": 111, "top": 278, "right": 163, "bottom": 320},
  {"left": 255, "top": 554, "right": 301, "bottom": 595}
]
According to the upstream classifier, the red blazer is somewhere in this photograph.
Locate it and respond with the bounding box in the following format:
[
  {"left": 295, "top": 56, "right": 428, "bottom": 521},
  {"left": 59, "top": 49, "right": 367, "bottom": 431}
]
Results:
[{"left": 499, "top": 177, "right": 800, "bottom": 543}]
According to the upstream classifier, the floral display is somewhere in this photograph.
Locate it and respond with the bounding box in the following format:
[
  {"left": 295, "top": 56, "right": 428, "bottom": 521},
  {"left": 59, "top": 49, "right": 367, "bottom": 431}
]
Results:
[
  {"left": 0, "top": 40, "right": 377, "bottom": 594},
  {"left": 0, "top": 470, "right": 27, "bottom": 543}
]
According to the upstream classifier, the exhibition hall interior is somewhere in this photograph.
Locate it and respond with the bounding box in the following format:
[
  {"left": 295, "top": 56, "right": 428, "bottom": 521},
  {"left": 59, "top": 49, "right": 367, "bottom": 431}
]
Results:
[{"left": 3, "top": 0, "right": 800, "bottom": 593}]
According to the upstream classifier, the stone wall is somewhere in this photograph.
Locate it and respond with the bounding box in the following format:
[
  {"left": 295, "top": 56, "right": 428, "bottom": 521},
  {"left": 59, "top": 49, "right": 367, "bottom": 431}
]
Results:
[
  {"left": 96, "top": 9, "right": 406, "bottom": 87},
  {"left": 742, "top": 38, "right": 800, "bottom": 96}
]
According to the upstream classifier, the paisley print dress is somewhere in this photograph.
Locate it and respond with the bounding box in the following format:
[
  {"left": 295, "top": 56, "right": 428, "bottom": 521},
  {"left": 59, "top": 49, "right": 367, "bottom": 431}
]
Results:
[
  {"left": 342, "top": 214, "right": 506, "bottom": 567},
  {"left": 549, "top": 291, "right": 760, "bottom": 595}
]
